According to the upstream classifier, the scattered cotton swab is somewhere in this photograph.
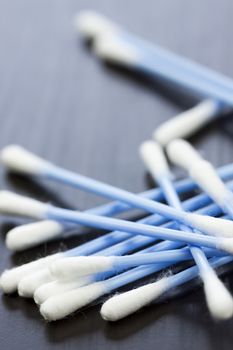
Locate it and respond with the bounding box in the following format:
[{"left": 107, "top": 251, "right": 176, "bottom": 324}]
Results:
[
  {"left": 49, "top": 249, "right": 194, "bottom": 279},
  {"left": 34, "top": 277, "right": 92, "bottom": 305},
  {"left": 0, "top": 253, "right": 62, "bottom": 294},
  {"left": 167, "top": 139, "right": 233, "bottom": 218},
  {"left": 2, "top": 191, "right": 233, "bottom": 253},
  {"left": 153, "top": 100, "right": 220, "bottom": 146},
  {"left": 4, "top": 145, "right": 229, "bottom": 237},
  {"left": 76, "top": 11, "right": 233, "bottom": 103},
  {"left": 139, "top": 140, "right": 233, "bottom": 319},
  {"left": 100, "top": 256, "right": 233, "bottom": 321}
]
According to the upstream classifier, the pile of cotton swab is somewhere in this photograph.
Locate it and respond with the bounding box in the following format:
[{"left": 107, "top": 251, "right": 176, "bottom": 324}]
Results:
[{"left": 1, "top": 10, "right": 233, "bottom": 324}]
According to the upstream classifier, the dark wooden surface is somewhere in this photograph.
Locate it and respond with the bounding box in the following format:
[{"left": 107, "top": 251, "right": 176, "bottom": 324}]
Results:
[{"left": 1, "top": 1, "right": 233, "bottom": 349}]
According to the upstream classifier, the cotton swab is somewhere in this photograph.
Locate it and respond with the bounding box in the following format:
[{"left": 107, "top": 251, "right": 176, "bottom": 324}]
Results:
[
  {"left": 34, "top": 277, "right": 93, "bottom": 305},
  {"left": 17, "top": 191, "right": 230, "bottom": 299},
  {"left": 167, "top": 139, "right": 233, "bottom": 218},
  {"left": 49, "top": 248, "right": 223, "bottom": 280},
  {"left": 2, "top": 191, "right": 233, "bottom": 253},
  {"left": 2, "top": 147, "right": 233, "bottom": 238},
  {"left": 39, "top": 212, "right": 229, "bottom": 317},
  {"left": 153, "top": 99, "right": 221, "bottom": 146},
  {"left": 75, "top": 11, "right": 233, "bottom": 99},
  {"left": 0, "top": 253, "right": 63, "bottom": 294},
  {"left": 5, "top": 161, "right": 233, "bottom": 251},
  {"left": 40, "top": 254, "right": 233, "bottom": 321},
  {"left": 139, "top": 140, "right": 233, "bottom": 319},
  {"left": 93, "top": 33, "right": 233, "bottom": 106},
  {"left": 1, "top": 180, "right": 228, "bottom": 295},
  {"left": 5, "top": 161, "right": 233, "bottom": 250},
  {"left": 100, "top": 256, "right": 233, "bottom": 321},
  {"left": 7, "top": 189, "right": 230, "bottom": 298}
]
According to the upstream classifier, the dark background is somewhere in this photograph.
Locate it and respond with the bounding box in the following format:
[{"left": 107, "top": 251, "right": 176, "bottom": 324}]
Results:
[{"left": 1, "top": 0, "right": 233, "bottom": 349}]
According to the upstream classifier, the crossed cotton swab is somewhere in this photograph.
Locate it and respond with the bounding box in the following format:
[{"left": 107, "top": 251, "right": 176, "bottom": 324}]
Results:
[
  {"left": 4, "top": 152, "right": 233, "bottom": 251},
  {"left": 139, "top": 140, "right": 233, "bottom": 319},
  {"left": 40, "top": 251, "right": 233, "bottom": 321},
  {"left": 1, "top": 178, "right": 231, "bottom": 295},
  {"left": 100, "top": 256, "right": 233, "bottom": 321},
  {"left": 2, "top": 191, "right": 233, "bottom": 253},
  {"left": 167, "top": 139, "right": 233, "bottom": 218},
  {"left": 1, "top": 181, "right": 230, "bottom": 298},
  {"left": 1, "top": 146, "right": 233, "bottom": 240},
  {"left": 49, "top": 247, "right": 223, "bottom": 280}
]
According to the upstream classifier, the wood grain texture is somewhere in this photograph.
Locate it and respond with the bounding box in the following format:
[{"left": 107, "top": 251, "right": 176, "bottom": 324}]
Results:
[{"left": 0, "top": 0, "right": 233, "bottom": 349}]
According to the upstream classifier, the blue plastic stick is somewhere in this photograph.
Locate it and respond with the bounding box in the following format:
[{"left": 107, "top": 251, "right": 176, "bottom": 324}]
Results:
[{"left": 46, "top": 204, "right": 232, "bottom": 252}]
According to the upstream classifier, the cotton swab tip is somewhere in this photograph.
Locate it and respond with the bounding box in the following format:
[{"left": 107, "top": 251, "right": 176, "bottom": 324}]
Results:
[
  {"left": 34, "top": 278, "right": 90, "bottom": 305},
  {"left": 139, "top": 140, "right": 171, "bottom": 179},
  {"left": 187, "top": 213, "right": 233, "bottom": 238},
  {"left": 0, "top": 253, "right": 62, "bottom": 293},
  {"left": 50, "top": 256, "right": 113, "bottom": 279},
  {"left": 101, "top": 278, "right": 168, "bottom": 321},
  {"left": 0, "top": 191, "right": 46, "bottom": 219},
  {"left": 154, "top": 100, "right": 218, "bottom": 146},
  {"left": 5, "top": 220, "right": 64, "bottom": 251},
  {"left": 1, "top": 144, "right": 51, "bottom": 174},
  {"left": 18, "top": 269, "right": 53, "bottom": 298},
  {"left": 203, "top": 272, "right": 233, "bottom": 320},
  {"left": 74, "top": 10, "right": 119, "bottom": 39},
  {"left": 166, "top": 139, "right": 202, "bottom": 169},
  {"left": 94, "top": 35, "right": 139, "bottom": 65},
  {"left": 40, "top": 282, "right": 106, "bottom": 321}
]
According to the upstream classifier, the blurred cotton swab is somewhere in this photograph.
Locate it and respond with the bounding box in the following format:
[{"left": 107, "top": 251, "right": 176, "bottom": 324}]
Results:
[
  {"left": 167, "top": 139, "right": 233, "bottom": 218},
  {"left": 75, "top": 11, "right": 233, "bottom": 99},
  {"left": 100, "top": 256, "right": 233, "bottom": 321},
  {"left": 92, "top": 32, "right": 233, "bottom": 106},
  {"left": 139, "top": 140, "right": 233, "bottom": 319},
  {"left": 153, "top": 100, "right": 220, "bottom": 146},
  {"left": 2, "top": 147, "right": 233, "bottom": 239}
]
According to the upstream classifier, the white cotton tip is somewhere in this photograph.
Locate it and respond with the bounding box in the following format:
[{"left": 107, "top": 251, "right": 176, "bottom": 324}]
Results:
[
  {"left": 203, "top": 271, "right": 233, "bottom": 320},
  {"left": 101, "top": 278, "right": 168, "bottom": 321},
  {"left": 154, "top": 100, "right": 218, "bottom": 146},
  {"left": 139, "top": 140, "right": 171, "bottom": 180},
  {"left": 217, "top": 238, "right": 233, "bottom": 255},
  {"left": 18, "top": 268, "right": 53, "bottom": 298},
  {"left": 93, "top": 34, "right": 139, "bottom": 65},
  {"left": 74, "top": 10, "right": 119, "bottom": 40},
  {"left": 0, "top": 253, "right": 62, "bottom": 294},
  {"left": 5, "top": 220, "right": 64, "bottom": 251},
  {"left": 1, "top": 144, "right": 52, "bottom": 175},
  {"left": 40, "top": 281, "right": 106, "bottom": 321},
  {"left": 50, "top": 256, "right": 114, "bottom": 280},
  {"left": 188, "top": 161, "right": 229, "bottom": 205},
  {"left": 34, "top": 277, "right": 91, "bottom": 305},
  {"left": 0, "top": 191, "right": 46, "bottom": 219},
  {"left": 187, "top": 213, "right": 233, "bottom": 238},
  {"left": 166, "top": 139, "right": 202, "bottom": 170}
]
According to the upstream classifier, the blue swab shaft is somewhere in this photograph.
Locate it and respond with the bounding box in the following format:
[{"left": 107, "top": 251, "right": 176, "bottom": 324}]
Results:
[
  {"left": 111, "top": 33, "right": 233, "bottom": 106},
  {"left": 159, "top": 175, "right": 217, "bottom": 278},
  {"left": 106, "top": 255, "right": 233, "bottom": 293},
  {"left": 121, "top": 31, "right": 233, "bottom": 98},
  {"left": 106, "top": 248, "right": 224, "bottom": 268},
  {"left": 43, "top": 163, "right": 233, "bottom": 231},
  {"left": 47, "top": 205, "right": 229, "bottom": 251}
]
